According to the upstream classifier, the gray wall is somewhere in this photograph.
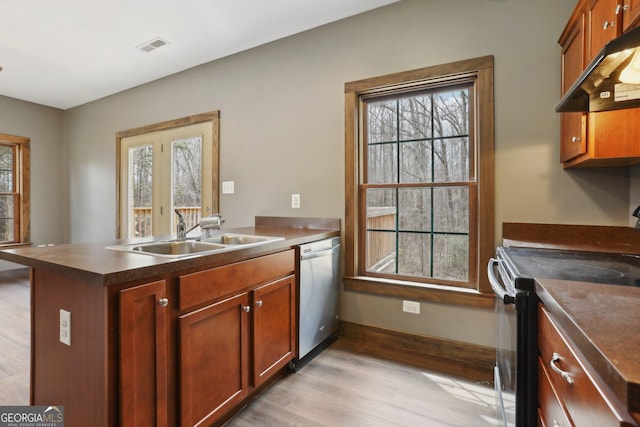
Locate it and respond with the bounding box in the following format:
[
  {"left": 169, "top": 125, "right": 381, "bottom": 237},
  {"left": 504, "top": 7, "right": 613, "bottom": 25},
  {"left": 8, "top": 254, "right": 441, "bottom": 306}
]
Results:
[
  {"left": 0, "top": 95, "right": 67, "bottom": 269},
  {"left": 6, "top": 0, "right": 638, "bottom": 347}
]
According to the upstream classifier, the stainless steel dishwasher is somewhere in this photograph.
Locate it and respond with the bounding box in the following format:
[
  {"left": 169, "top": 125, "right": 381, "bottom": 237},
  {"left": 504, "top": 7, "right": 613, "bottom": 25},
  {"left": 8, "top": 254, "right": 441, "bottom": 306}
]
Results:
[{"left": 292, "top": 236, "right": 340, "bottom": 371}]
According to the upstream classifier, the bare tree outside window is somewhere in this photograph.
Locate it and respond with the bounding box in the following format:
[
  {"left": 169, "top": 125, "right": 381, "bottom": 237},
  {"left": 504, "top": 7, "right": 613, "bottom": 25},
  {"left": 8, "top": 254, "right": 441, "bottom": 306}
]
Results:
[
  {"left": 364, "top": 86, "right": 472, "bottom": 283},
  {"left": 0, "top": 145, "right": 15, "bottom": 242}
]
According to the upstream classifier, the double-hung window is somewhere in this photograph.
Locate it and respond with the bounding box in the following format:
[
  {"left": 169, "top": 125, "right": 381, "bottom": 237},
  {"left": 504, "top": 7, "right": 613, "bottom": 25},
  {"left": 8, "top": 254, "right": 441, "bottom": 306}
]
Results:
[
  {"left": 344, "top": 56, "right": 494, "bottom": 305},
  {"left": 0, "top": 133, "right": 30, "bottom": 245}
]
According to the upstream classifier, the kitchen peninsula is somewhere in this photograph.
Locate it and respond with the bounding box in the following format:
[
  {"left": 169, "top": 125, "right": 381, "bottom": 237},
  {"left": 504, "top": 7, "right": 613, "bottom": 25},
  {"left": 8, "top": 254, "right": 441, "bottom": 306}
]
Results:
[{"left": 0, "top": 216, "right": 340, "bottom": 427}]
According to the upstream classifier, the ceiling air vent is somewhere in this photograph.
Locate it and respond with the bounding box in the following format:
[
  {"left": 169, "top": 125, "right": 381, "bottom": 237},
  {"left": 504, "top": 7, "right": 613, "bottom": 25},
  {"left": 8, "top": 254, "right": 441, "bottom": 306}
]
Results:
[{"left": 137, "top": 37, "right": 169, "bottom": 53}]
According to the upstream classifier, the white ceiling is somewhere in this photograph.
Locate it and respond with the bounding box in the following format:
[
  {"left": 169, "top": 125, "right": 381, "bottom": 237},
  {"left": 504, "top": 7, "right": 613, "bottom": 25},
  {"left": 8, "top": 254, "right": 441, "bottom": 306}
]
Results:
[{"left": 0, "top": 0, "right": 398, "bottom": 110}]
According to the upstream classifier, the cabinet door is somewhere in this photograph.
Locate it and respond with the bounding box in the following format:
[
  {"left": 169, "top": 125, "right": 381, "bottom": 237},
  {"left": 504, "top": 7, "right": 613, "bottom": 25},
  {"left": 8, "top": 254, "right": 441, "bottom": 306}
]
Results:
[
  {"left": 561, "top": 16, "right": 587, "bottom": 162},
  {"left": 119, "top": 280, "right": 169, "bottom": 427},
  {"left": 589, "top": 0, "right": 621, "bottom": 61},
  {"left": 252, "top": 275, "right": 296, "bottom": 388},
  {"left": 623, "top": 0, "right": 640, "bottom": 29},
  {"left": 179, "top": 293, "right": 250, "bottom": 427}
]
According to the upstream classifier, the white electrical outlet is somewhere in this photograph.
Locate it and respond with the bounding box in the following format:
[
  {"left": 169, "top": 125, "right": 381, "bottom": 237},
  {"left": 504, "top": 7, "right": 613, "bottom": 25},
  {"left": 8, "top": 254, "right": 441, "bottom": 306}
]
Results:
[
  {"left": 60, "top": 309, "right": 71, "bottom": 346},
  {"left": 222, "top": 181, "right": 235, "bottom": 194},
  {"left": 402, "top": 300, "right": 420, "bottom": 314},
  {"left": 291, "top": 193, "right": 301, "bottom": 208}
]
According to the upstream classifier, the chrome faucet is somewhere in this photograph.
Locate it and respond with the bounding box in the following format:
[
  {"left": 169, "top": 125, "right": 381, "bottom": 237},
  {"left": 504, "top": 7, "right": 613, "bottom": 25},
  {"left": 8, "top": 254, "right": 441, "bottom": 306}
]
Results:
[
  {"left": 200, "top": 213, "right": 225, "bottom": 237},
  {"left": 175, "top": 209, "right": 187, "bottom": 239},
  {"left": 633, "top": 205, "right": 640, "bottom": 230}
]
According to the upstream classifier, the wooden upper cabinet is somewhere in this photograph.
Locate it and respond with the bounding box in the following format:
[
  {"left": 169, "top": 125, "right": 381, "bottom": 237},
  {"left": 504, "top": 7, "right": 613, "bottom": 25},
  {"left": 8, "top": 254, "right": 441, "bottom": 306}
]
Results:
[
  {"left": 588, "top": 0, "right": 622, "bottom": 61},
  {"left": 622, "top": 0, "right": 640, "bottom": 29},
  {"left": 560, "top": 15, "right": 587, "bottom": 162},
  {"left": 558, "top": 0, "right": 640, "bottom": 167}
]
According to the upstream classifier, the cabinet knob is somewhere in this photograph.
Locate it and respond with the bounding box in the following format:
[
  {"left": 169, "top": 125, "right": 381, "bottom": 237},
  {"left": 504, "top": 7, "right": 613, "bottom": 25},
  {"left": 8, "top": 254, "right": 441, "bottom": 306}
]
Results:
[
  {"left": 158, "top": 298, "right": 169, "bottom": 307},
  {"left": 550, "top": 352, "right": 574, "bottom": 385},
  {"left": 255, "top": 300, "right": 263, "bottom": 308},
  {"left": 243, "top": 305, "right": 251, "bottom": 313},
  {"left": 571, "top": 136, "right": 581, "bottom": 143}
]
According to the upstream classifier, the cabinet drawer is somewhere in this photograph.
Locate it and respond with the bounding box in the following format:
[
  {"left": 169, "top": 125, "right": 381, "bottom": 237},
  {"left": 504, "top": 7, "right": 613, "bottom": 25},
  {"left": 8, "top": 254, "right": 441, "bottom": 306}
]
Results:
[
  {"left": 538, "top": 356, "right": 573, "bottom": 427},
  {"left": 178, "top": 250, "right": 294, "bottom": 310},
  {"left": 538, "top": 305, "right": 634, "bottom": 426}
]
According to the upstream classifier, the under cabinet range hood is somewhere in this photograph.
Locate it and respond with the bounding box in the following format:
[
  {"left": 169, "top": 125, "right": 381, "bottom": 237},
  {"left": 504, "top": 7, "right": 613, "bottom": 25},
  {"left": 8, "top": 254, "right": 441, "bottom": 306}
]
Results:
[{"left": 557, "top": 25, "right": 640, "bottom": 112}]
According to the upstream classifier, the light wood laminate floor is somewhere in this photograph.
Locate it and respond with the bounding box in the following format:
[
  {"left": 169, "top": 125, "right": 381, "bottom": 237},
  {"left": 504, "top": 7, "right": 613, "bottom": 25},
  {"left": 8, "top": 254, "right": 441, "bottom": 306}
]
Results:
[{"left": 0, "top": 275, "right": 499, "bottom": 425}]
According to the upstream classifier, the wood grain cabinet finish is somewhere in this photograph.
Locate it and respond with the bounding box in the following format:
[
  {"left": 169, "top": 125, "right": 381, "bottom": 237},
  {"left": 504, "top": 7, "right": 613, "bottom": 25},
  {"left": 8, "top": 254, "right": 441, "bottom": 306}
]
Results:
[
  {"left": 177, "top": 250, "right": 296, "bottom": 426},
  {"left": 538, "top": 305, "right": 637, "bottom": 426},
  {"left": 622, "top": 0, "right": 640, "bottom": 29},
  {"left": 559, "top": 0, "right": 640, "bottom": 168},
  {"left": 179, "top": 293, "right": 250, "bottom": 427},
  {"left": 252, "top": 275, "right": 296, "bottom": 388},
  {"left": 119, "top": 280, "right": 169, "bottom": 427},
  {"left": 560, "top": 13, "right": 587, "bottom": 163}
]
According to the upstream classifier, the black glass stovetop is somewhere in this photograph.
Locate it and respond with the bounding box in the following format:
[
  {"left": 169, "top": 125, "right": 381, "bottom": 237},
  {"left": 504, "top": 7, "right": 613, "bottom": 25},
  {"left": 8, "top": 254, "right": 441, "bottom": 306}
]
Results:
[{"left": 498, "top": 246, "right": 640, "bottom": 287}]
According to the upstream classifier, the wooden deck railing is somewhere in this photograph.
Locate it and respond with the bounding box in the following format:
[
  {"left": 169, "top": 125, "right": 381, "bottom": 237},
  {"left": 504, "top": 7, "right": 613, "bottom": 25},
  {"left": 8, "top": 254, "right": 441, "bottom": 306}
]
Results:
[
  {"left": 131, "top": 207, "right": 201, "bottom": 238},
  {"left": 366, "top": 208, "right": 396, "bottom": 272}
]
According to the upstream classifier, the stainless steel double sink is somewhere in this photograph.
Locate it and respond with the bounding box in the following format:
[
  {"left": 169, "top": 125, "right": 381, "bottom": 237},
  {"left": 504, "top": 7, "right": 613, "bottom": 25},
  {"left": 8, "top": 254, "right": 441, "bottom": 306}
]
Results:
[{"left": 106, "top": 233, "right": 284, "bottom": 258}]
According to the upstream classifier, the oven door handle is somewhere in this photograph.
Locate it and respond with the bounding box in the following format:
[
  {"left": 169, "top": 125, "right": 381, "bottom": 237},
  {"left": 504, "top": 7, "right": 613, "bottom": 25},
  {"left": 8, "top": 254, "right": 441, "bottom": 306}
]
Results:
[{"left": 488, "top": 258, "right": 515, "bottom": 304}]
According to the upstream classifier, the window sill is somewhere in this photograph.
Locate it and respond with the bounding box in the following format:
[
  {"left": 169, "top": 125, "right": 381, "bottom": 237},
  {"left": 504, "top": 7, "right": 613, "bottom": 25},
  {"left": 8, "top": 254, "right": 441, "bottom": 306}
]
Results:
[
  {"left": 343, "top": 275, "right": 495, "bottom": 309},
  {"left": 0, "top": 242, "right": 32, "bottom": 249}
]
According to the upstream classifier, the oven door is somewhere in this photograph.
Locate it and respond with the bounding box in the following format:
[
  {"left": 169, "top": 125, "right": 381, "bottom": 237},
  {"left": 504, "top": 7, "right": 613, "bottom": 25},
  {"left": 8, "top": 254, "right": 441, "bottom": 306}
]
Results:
[{"left": 488, "top": 258, "right": 517, "bottom": 426}]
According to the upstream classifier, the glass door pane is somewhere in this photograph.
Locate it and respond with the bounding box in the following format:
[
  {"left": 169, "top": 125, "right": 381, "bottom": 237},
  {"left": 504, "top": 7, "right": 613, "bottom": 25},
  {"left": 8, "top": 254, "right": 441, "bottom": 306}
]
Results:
[
  {"left": 128, "top": 144, "right": 153, "bottom": 238},
  {"left": 172, "top": 136, "right": 202, "bottom": 232}
]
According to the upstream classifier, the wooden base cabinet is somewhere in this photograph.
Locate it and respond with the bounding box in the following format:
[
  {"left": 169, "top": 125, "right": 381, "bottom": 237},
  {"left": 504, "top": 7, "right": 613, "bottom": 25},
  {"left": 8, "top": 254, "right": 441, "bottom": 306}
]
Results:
[
  {"left": 119, "top": 280, "right": 170, "bottom": 427},
  {"left": 538, "top": 305, "right": 637, "bottom": 426},
  {"left": 179, "top": 293, "right": 251, "bottom": 427},
  {"left": 253, "top": 275, "right": 296, "bottom": 388},
  {"left": 177, "top": 250, "right": 296, "bottom": 426}
]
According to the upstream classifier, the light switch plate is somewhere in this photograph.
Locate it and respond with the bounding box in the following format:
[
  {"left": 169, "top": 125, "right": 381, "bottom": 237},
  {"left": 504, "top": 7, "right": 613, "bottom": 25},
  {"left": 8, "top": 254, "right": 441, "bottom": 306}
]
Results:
[
  {"left": 291, "top": 194, "right": 300, "bottom": 208},
  {"left": 222, "top": 181, "right": 234, "bottom": 194}
]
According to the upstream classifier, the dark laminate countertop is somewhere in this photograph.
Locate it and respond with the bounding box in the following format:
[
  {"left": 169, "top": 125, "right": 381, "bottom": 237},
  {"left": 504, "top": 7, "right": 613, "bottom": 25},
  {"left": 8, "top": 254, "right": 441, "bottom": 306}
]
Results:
[
  {"left": 535, "top": 278, "right": 640, "bottom": 414},
  {"left": 0, "top": 221, "right": 340, "bottom": 286}
]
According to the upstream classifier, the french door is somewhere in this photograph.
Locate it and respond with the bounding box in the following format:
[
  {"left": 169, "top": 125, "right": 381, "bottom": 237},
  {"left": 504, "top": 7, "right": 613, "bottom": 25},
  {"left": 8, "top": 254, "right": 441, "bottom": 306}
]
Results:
[{"left": 119, "top": 122, "right": 214, "bottom": 239}]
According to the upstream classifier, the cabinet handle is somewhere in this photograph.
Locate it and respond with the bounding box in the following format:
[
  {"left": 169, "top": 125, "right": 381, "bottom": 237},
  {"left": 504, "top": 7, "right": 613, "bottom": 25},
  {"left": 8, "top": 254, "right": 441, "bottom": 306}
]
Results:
[
  {"left": 616, "top": 4, "right": 629, "bottom": 14},
  {"left": 243, "top": 305, "right": 251, "bottom": 313},
  {"left": 603, "top": 20, "right": 615, "bottom": 30},
  {"left": 571, "top": 136, "right": 581, "bottom": 143},
  {"left": 255, "top": 300, "right": 263, "bottom": 308},
  {"left": 158, "top": 298, "right": 169, "bottom": 307},
  {"left": 550, "top": 352, "right": 574, "bottom": 385}
]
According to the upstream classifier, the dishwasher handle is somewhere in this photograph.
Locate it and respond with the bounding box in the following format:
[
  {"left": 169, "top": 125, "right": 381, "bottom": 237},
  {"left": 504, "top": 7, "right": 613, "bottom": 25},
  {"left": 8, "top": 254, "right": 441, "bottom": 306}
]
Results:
[{"left": 300, "top": 244, "right": 340, "bottom": 261}]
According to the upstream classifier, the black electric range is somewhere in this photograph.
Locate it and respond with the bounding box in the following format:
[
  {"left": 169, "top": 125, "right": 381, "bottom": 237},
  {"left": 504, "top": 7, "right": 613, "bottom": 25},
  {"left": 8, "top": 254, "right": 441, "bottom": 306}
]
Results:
[
  {"left": 498, "top": 246, "right": 640, "bottom": 288},
  {"left": 488, "top": 246, "right": 640, "bottom": 427}
]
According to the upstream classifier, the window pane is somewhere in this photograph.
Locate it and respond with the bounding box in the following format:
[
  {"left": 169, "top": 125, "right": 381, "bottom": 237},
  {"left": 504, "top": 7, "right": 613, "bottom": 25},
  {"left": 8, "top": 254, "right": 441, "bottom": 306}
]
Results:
[
  {"left": 173, "top": 136, "right": 202, "bottom": 231},
  {"left": 397, "top": 232, "right": 430, "bottom": 277},
  {"left": 399, "top": 140, "right": 432, "bottom": 183},
  {"left": 432, "top": 89, "right": 469, "bottom": 138},
  {"left": 0, "top": 145, "right": 14, "bottom": 192},
  {"left": 433, "top": 187, "right": 469, "bottom": 233},
  {"left": 368, "top": 142, "right": 397, "bottom": 184},
  {"left": 433, "top": 234, "right": 469, "bottom": 281},
  {"left": 399, "top": 95, "right": 432, "bottom": 140},
  {"left": 129, "top": 145, "right": 153, "bottom": 238},
  {"left": 367, "top": 99, "right": 397, "bottom": 143},
  {"left": 433, "top": 138, "right": 469, "bottom": 182},
  {"left": 366, "top": 230, "right": 396, "bottom": 273},
  {"left": 0, "top": 195, "right": 14, "bottom": 242},
  {"left": 398, "top": 188, "right": 431, "bottom": 231}
]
